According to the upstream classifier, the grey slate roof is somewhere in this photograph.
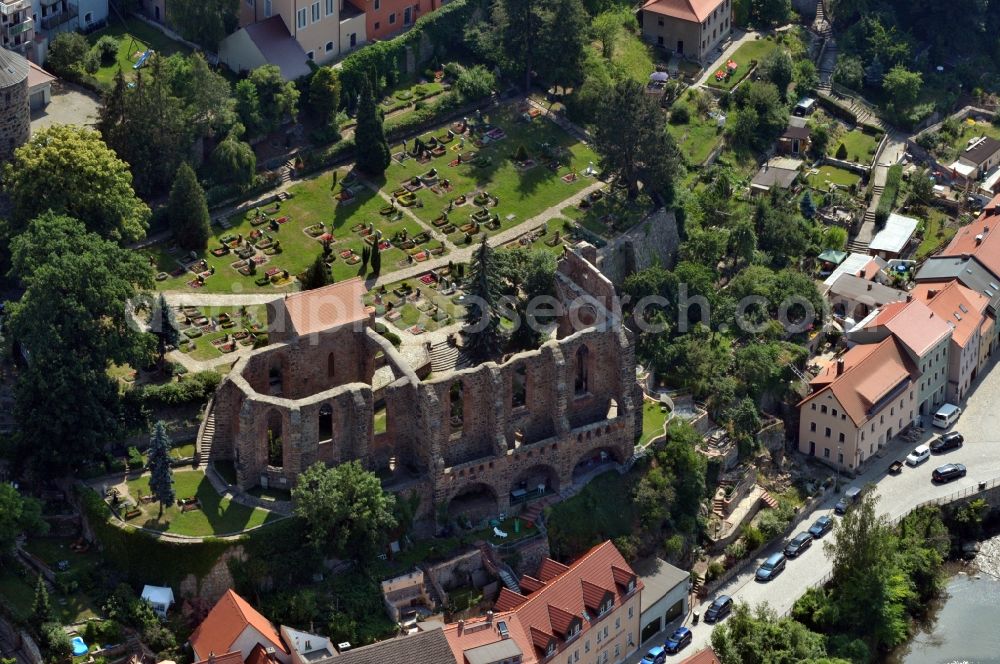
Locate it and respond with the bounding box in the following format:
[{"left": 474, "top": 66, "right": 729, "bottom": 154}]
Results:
[
  {"left": 632, "top": 557, "right": 689, "bottom": 614},
  {"left": 915, "top": 255, "right": 1000, "bottom": 314},
  {"left": 0, "top": 47, "right": 29, "bottom": 88},
  {"left": 318, "top": 628, "right": 455, "bottom": 664}
]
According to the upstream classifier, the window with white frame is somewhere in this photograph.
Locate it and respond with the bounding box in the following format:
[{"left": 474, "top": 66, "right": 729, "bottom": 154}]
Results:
[
  {"left": 374, "top": 0, "right": 380, "bottom": 9},
  {"left": 297, "top": 7, "right": 306, "bottom": 28},
  {"left": 325, "top": 41, "right": 334, "bottom": 51},
  {"left": 312, "top": 1, "right": 320, "bottom": 21},
  {"left": 326, "top": 0, "right": 334, "bottom": 15}
]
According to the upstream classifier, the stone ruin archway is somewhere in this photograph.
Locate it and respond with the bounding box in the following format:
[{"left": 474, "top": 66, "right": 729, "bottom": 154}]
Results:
[
  {"left": 509, "top": 464, "right": 560, "bottom": 505},
  {"left": 571, "top": 444, "right": 623, "bottom": 483},
  {"left": 447, "top": 482, "right": 499, "bottom": 525}
]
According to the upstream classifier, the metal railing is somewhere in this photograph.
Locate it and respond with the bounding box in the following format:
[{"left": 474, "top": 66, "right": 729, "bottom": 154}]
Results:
[{"left": 40, "top": 5, "right": 77, "bottom": 30}]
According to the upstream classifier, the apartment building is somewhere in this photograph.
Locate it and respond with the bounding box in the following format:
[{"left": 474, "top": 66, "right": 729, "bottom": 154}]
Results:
[
  {"left": 443, "top": 541, "right": 643, "bottom": 664},
  {"left": 798, "top": 337, "right": 920, "bottom": 472},
  {"left": 349, "top": 0, "right": 440, "bottom": 42},
  {"left": 639, "top": 0, "right": 732, "bottom": 63},
  {"left": 0, "top": 0, "right": 106, "bottom": 64}
]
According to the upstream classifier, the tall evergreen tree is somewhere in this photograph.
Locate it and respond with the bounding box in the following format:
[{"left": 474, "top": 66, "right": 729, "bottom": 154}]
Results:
[
  {"left": 147, "top": 421, "right": 175, "bottom": 518},
  {"left": 370, "top": 240, "right": 381, "bottom": 276},
  {"left": 152, "top": 294, "right": 180, "bottom": 366},
  {"left": 31, "top": 575, "right": 51, "bottom": 627},
  {"left": 167, "top": 162, "right": 211, "bottom": 251},
  {"left": 300, "top": 254, "right": 331, "bottom": 290},
  {"left": 354, "top": 77, "right": 390, "bottom": 176},
  {"left": 462, "top": 238, "right": 503, "bottom": 361},
  {"left": 800, "top": 191, "right": 817, "bottom": 219}
]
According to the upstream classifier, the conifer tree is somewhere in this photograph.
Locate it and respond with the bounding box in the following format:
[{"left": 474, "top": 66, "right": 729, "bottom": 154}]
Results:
[
  {"left": 31, "top": 574, "right": 51, "bottom": 627},
  {"left": 300, "top": 254, "right": 331, "bottom": 290},
  {"left": 167, "top": 162, "right": 211, "bottom": 251},
  {"left": 462, "top": 238, "right": 503, "bottom": 360},
  {"left": 152, "top": 294, "right": 180, "bottom": 366},
  {"left": 147, "top": 421, "right": 175, "bottom": 518},
  {"left": 354, "top": 77, "right": 390, "bottom": 176},
  {"left": 370, "top": 240, "right": 381, "bottom": 276}
]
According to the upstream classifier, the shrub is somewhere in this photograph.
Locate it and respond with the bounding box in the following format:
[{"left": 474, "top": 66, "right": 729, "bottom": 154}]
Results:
[
  {"left": 443, "top": 62, "right": 465, "bottom": 79},
  {"left": 40, "top": 622, "right": 71, "bottom": 660},
  {"left": 82, "top": 50, "right": 100, "bottom": 75},
  {"left": 663, "top": 533, "right": 685, "bottom": 560},
  {"left": 706, "top": 561, "right": 725, "bottom": 580},
  {"left": 94, "top": 35, "right": 119, "bottom": 63},
  {"left": 742, "top": 524, "right": 764, "bottom": 550},
  {"left": 835, "top": 143, "right": 848, "bottom": 159},
  {"left": 725, "top": 540, "right": 747, "bottom": 560},
  {"left": 127, "top": 446, "right": 144, "bottom": 469},
  {"left": 46, "top": 32, "right": 89, "bottom": 79},
  {"left": 455, "top": 64, "right": 495, "bottom": 102},
  {"left": 669, "top": 105, "right": 690, "bottom": 124},
  {"left": 132, "top": 371, "right": 222, "bottom": 407}
]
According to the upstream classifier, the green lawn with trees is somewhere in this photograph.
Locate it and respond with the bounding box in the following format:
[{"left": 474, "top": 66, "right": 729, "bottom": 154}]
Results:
[
  {"left": 806, "top": 164, "right": 862, "bottom": 190},
  {"left": 86, "top": 19, "right": 191, "bottom": 87},
  {"left": 828, "top": 128, "right": 881, "bottom": 164},
  {"left": 705, "top": 38, "right": 780, "bottom": 90}
]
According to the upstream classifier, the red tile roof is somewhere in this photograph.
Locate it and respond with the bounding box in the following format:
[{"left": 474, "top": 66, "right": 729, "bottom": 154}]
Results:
[
  {"left": 939, "top": 194, "right": 1000, "bottom": 279},
  {"left": 863, "top": 299, "right": 951, "bottom": 358},
  {"left": 190, "top": 590, "right": 287, "bottom": 661},
  {"left": 245, "top": 644, "right": 280, "bottom": 664},
  {"left": 642, "top": 0, "right": 723, "bottom": 22},
  {"left": 277, "top": 278, "right": 369, "bottom": 337},
  {"left": 800, "top": 337, "right": 918, "bottom": 425},
  {"left": 519, "top": 575, "right": 546, "bottom": 593},
  {"left": 443, "top": 541, "right": 642, "bottom": 663},
  {"left": 680, "top": 647, "right": 722, "bottom": 664},
  {"left": 912, "top": 281, "right": 990, "bottom": 349},
  {"left": 194, "top": 652, "right": 244, "bottom": 664}
]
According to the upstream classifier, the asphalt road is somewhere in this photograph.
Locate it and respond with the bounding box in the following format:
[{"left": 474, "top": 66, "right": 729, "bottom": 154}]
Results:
[{"left": 668, "top": 358, "right": 1000, "bottom": 658}]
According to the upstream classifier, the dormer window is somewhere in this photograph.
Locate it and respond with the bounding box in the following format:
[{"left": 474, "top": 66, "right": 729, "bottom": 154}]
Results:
[
  {"left": 627, "top": 579, "right": 635, "bottom": 592},
  {"left": 567, "top": 622, "right": 580, "bottom": 639},
  {"left": 600, "top": 599, "right": 613, "bottom": 614},
  {"left": 546, "top": 642, "right": 555, "bottom": 656}
]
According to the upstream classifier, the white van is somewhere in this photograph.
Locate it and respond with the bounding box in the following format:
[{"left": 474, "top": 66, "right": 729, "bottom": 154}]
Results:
[{"left": 932, "top": 404, "right": 962, "bottom": 429}]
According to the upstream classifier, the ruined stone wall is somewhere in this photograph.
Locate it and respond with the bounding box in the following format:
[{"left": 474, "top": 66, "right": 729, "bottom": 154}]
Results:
[{"left": 0, "top": 75, "right": 29, "bottom": 163}]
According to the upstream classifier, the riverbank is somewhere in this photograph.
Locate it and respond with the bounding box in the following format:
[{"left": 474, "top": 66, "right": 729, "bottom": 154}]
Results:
[{"left": 886, "top": 533, "right": 1000, "bottom": 663}]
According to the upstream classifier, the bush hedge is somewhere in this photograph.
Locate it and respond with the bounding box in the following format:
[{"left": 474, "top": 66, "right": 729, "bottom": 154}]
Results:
[
  {"left": 874, "top": 164, "right": 903, "bottom": 226},
  {"left": 131, "top": 371, "right": 222, "bottom": 407}
]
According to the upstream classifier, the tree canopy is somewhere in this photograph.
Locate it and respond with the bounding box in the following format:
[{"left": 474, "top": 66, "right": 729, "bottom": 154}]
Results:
[
  {"left": 7, "top": 214, "right": 153, "bottom": 476},
  {"left": 292, "top": 461, "right": 397, "bottom": 559},
  {"left": 462, "top": 238, "right": 504, "bottom": 361},
  {"left": 0, "top": 484, "right": 46, "bottom": 556},
  {"left": 166, "top": 0, "right": 239, "bottom": 50},
  {"left": 3, "top": 125, "right": 149, "bottom": 243},
  {"left": 167, "top": 162, "right": 212, "bottom": 251},
  {"left": 147, "top": 421, "right": 176, "bottom": 517},
  {"left": 491, "top": 0, "right": 589, "bottom": 90},
  {"left": 354, "top": 76, "right": 391, "bottom": 176}
]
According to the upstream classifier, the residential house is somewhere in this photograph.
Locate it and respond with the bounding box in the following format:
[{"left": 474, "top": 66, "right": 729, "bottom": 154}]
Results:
[
  {"left": 750, "top": 157, "right": 802, "bottom": 196},
  {"left": 317, "top": 626, "right": 454, "bottom": 664},
  {"left": 912, "top": 281, "right": 992, "bottom": 403},
  {"left": 821, "top": 252, "right": 887, "bottom": 293},
  {"left": 222, "top": 0, "right": 367, "bottom": 77},
  {"left": 189, "top": 589, "right": 291, "bottom": 664},
  {"left": 949, "top": 136, "right": 1000, "bottom": 184},
  {"left": 443, "top": 541, "right": 643, "bottom": 664},
  {"left": 798, "top": 336, "right": 920, "bottom": 471},
  {"left": 0, "top": 0, "right": 106, "bottom": 65},
  {"left": 279, "top": 627, "right": 334, "bottom": 664},
  {"left": 639, "top": 0, "right": 732, "bottom": 63},
  {"left": 828, "top": 273, "right": 908, "bottom": 322},
  {"left": 868, "top": 213, "right": 918, "bottom": 259},
  {"left": 633, "top": 557, "right": 688, "bottom": 645},
  {"left": 348, "top": 0, "right": 441, "bottom": 42},
  {"left": 846, "top": 298, "right": 952, "bottom": 418},
  {"left": 777, "top": 119, "right": 810, "bottom": 157}
]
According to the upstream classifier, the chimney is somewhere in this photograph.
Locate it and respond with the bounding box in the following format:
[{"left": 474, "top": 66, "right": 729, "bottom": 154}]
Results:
[
  {"left": 458, "top": 620, "right": 465, "bottom": 635},
  {"left": 487, "top": 611, "right": 494, "bottom": 623},
  {"left": 928, "top": 289, "right": 939, "bottom": 299},
  {"left": 985, "top": 225, "right": 990, "bottom": 234},
  {"left": 867, "top": 283, "right": 873, "bottom": 291},
  {"left": 976, "top": 234, "right": 984, "bottom": 245},
  {"left": 907, "top": 294, "right": 913, "bottom": 302},
  {"left": 836, "top": 358, "right": 845, "bottom": 376}
]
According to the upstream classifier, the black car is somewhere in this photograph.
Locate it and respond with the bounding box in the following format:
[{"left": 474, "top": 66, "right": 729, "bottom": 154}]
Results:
[
  {"left": 704, "top": 595, "right": 733, "bottom": 623},
  {"left": 930, "top": 432, "right": 964, "bottom": 453},
  {"left": 784, "top": 532, "right": 814, "bottom": 557},
  {"left": 808, "top": 515, "right": 833, "bottom": 538},
  {"left": 663, "top": 627, "right": 692, "bottom": 654},
  {"left": 932, "top": 463, "right": 967, "bottom": 483}
]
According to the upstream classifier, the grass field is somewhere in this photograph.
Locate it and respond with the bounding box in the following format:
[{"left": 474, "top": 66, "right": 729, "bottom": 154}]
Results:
[
  {"left": 915, "top": 208, "right": 957, "bottom": 260},
  {"left": 87, "top": 18, "right": 191, "bottom": 87},
  {"left": 829, "top": 129, "right": 881, "bottom": 164},
  {"left": 0, "top": 563, "right": 98, "bottom": 623},
  {"left": 125, "top": 469, "right": 281, "bottom": 537},
  {"left": 705, "top": 37, "right": 779, "bottom": 90},
  {"left": 545, "top": 471, "right": 637, "bottom": 559},
  {"left": 806, "top": 165, "right": 862, "bottom": 190},
  {"left": 939, "top": 119, "right": 1000, "bottom": 162},
  {"left": 173, "top": 305, "right": 267, "bottom": 361},
  {"left": 639, "top": 399, "right": 669, "bottom": 447},
  {"left": 611, "top": 32, "right": 660, "bottom": 82},
  {"left": 667, "top": 100, "right": 725, "bottom": 165}
]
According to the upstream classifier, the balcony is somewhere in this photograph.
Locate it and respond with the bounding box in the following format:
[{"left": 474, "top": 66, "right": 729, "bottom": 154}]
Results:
[
  {"left": 41, "top": 5, "right": 77, "bottom": 30},
  {"left": 6, "top": 17, "right": 32, "bottom": 38},
  {"left": 0, "top": 0, "right": 30, "bottom": 17}
]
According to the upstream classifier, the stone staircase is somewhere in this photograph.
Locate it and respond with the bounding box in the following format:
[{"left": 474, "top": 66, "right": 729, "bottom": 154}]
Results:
[
  {"left": 760, "top": 490, "right": 779, "bottom": 510},
  {"left": 478, "top": 541, "right": 521, "bottom": 593},
  {"left": 712, "top": 496, "right": 726, "bottom": 517},
  {"left": 497, "top": 567, "right": 522, "bottom": 594},
  {"left": 195, "top": 403, "right": 216, "bottom": 468},
  {"left": 519, "top": 496, "right": 556, "bottom": 529},
  {"left": 847, "top": 238, "right": 869, "bottom": 253},
  {"left": 278, "top": 159, "right": 295, "bottom": 185},
  {"left": 429, "top": 340, "right": 471, "bottom": 373}
]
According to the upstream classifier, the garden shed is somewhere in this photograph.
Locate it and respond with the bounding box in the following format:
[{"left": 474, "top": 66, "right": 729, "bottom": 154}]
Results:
[{"left": 141, "top": 585, "right": 174, "bottom": 618}]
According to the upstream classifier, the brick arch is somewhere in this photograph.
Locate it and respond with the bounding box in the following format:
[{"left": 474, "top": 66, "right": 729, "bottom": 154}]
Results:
[
  {"left": 510, "top": 463, "right": 561, "bottom": 496},
  {"left": 570, "top": 441, "right": 627, "bottom": 482},
  {"left": 446, "top": 482, "right": 500, "bottom": 523}
]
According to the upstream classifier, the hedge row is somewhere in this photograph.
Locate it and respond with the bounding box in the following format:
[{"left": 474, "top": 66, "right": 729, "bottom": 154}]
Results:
[
  {"left": 874, "top": 164, "right": 904, "bottom": 226},
  {"left": 130, "top": 371, "right": 223, "bottom": 407}
]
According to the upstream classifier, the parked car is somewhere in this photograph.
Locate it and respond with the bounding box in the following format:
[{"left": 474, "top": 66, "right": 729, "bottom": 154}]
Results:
[
  {"left": 639, "top": 645, "right": 666, "bottom": 664},
  {"left": 930, "top": 432, "right": 964, "bottom": 453},
  {"left": 905, "top": 444, "right": 931, "bottom": 467},
  {"left": 932, "top": 403, "right": 962, "bottom": 429},
  {"left": 808, "top": 515, "right": 833, "bottom": 538},
  {"left": 704, "top": 595, "right": 733, "bottom": 623},
  {"left": 834, "top": 486, "right": 863, "bottom": 515},
  {"left": 755, "top": 552, "right": 787, "bottom": 582},
  {"left": 932, "top": 463, "right": 967, "bottom": 483},
  {"left": 784, "top": 532, "right": 814, "bottom": 558},
  {"left": 664, "top": 627, "right": 692, "bottom": 654}
]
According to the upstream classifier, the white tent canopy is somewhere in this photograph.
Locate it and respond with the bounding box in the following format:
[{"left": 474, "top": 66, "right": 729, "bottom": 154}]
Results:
[
  {"left": 141, "top": 585, "right": 175, "bottom": 618},
  {"left": 649, "top": 71, "right": 669, "bottom": 82}
]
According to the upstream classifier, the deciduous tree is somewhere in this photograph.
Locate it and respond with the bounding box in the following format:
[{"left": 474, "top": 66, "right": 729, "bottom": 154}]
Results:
[
  {"left": 0, "top": 484, "right": 46, "bottom": 556},
  {"left": 292, "top": 461, "right": 397, "bottom": 559},
  {"left": 3, "top": 125, "right": 150, "bottom": 243}
]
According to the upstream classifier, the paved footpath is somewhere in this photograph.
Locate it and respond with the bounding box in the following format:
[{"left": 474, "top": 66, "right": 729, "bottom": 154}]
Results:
[{"left": 645, "top": 355, "right": 1000, "bottom": 660}]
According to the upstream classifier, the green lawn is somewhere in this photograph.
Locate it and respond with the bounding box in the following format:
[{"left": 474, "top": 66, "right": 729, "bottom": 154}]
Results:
[
  {"left": 365, "top": 275, "right": 468, "bottom": 332},
  {"left": 667, "top": 100, "right": 725, "bottom": 165},
  {"left": 705, "top": 37, "right": 779, "bottom": 90},
  {"left": 0, "top": 565, "right": 98, "bottom": 623},
  {"left": 639, "top": 399, "right": 669, "bottom": 447},
  {"left": 125, "top": 469, "right": 282, "bottom": 537},
  {"left": 806, "top": 165, "right": 861, "bottom": 190},
  {"left": 611, "top": 32, "right": 659, "bottom": 82},
  {"left": 829, "top": 129, "right": 881, "bottom": 164},
  {"left": 381, "top": 107, "right": 599, "bottom": 241},
  {"left": 87, "top": 18, "right": 191, "bottom": 87},
  {"left": 150, "top": 168, "right": 435, "bottom": 294},
  {"left": 915, "top": 208, "right": 957, "bottom": 260},
  {"left": 939, "top": 119, "right": 1000, "bottom": 162},
  {"left": 560, "top": 190, "right": 653, "bottom": 238},
  {"left": 545, "top": 471, "right": 637, "bottom": 560}
]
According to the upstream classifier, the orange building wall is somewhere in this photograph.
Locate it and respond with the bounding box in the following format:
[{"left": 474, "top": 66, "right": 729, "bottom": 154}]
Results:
[{"left": 350, "top": 0, "right": 439, "bottom": 41}]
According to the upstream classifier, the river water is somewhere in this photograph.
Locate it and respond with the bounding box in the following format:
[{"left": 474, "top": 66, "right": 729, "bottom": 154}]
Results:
[{"left": 886, "top": 534, "right": 1000, "bottom": 663}]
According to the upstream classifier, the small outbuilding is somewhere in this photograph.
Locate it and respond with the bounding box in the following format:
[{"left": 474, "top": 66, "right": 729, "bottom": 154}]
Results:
[
  {"left": 868, "top": 213, "right": 919, "bottom": 259},
  {"left": 633, "top": 557, "right": 689, "bottom": 644},
  {"left": 141, "top": 585, "right": 175, "bottom": 618},
  {"left": 793, "top": 97, "right": 816, "bottom": 116}
]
